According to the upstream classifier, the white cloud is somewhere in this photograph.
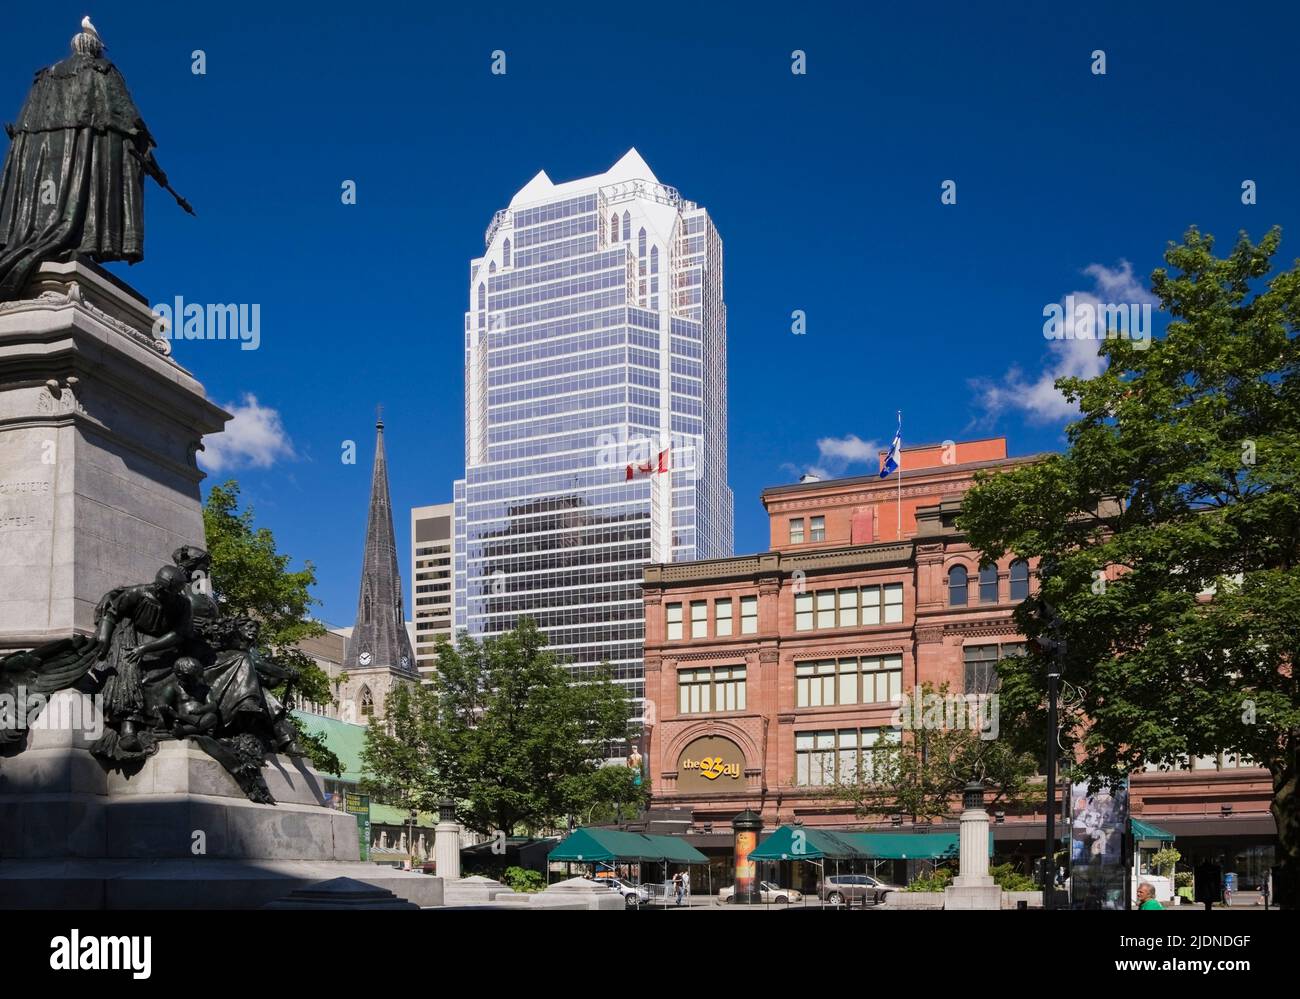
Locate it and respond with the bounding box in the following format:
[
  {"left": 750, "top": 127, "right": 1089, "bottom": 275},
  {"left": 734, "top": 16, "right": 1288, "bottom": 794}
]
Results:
[
  {"left": 816, "top": 433, "right": 879, "bottom": 465},
  {"left": 783, "top": 433, "right": 881, "bottom": 481},
  {"left": 971, "top": 260, "right": 1158, "bottom": 425},
  {"left": 200, "top": 394, "right": 295, "bottom": 473}
]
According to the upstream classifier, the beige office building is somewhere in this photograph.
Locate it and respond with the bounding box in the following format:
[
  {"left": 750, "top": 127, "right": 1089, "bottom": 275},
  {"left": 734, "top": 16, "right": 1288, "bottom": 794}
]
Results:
[{"left": 411, "top": 502, "right": 455, "bottom": 679}]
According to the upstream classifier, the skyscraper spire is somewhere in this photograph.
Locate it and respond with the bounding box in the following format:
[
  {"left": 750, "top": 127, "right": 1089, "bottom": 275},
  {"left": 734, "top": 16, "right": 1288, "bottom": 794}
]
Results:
[{"left": 346, "top": 413, "right": 415, "bottom": 677}]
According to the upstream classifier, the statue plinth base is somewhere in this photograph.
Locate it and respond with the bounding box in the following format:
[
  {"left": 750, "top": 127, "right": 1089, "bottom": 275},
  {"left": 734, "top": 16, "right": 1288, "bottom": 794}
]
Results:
[
  {"left": 0, "top": 259, "right": 229, "bottom": 651},
  {"left": 943, "top": 803, "right": 1003, "bottom": 909},
  {"left": 0, "top": 693, "right": 443, "bottom": 908}
]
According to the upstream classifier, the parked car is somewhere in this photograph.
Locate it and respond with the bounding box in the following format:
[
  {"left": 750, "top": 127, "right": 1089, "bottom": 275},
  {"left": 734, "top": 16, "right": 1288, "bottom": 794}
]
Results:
[
  {"left": 601, "top": 877, "right": 651, "bottom": 908},
  {"left": 718, "top": 881, "right": 804, "bottom": 904},
  {"left": 818, "top": 874, "right": 901, "bottom": 905}
]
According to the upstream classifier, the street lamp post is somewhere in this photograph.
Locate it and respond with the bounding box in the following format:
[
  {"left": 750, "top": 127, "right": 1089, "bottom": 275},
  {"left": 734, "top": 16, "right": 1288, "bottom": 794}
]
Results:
[
  {"left": 1044, "top": 661, "right": 1060, "bottom": 909},
  {"left": 1035, "top": 600, "right": 1066, "bottom": 911},
  {"left": 407, "top": 807, "right": 417, "bottom": 871}
]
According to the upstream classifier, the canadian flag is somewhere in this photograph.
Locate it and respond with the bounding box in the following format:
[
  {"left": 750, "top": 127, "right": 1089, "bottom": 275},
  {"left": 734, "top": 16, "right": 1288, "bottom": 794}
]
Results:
[{"left": 626, "top": 448, "right": 671, "bottom": 481}]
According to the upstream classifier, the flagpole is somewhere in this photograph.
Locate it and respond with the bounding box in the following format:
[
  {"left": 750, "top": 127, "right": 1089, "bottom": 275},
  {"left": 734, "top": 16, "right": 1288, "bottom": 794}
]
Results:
[{"left": 896, "top": 410, "right": 902, "bottom": 539}]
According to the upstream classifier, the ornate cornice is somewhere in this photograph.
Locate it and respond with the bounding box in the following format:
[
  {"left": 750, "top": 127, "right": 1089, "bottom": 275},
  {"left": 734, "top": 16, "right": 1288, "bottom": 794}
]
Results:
[
  {"left": 670, "top": 647, "right": 758, "bottom": 663},
  {"left": 766, "top": 483, "right": 971, "bottom": 513},
  {"left": 644, "top": 543, "right": 914, "bottom": 588},
  {"left": 942, "top": 619, "right": 1022, "bottom": 640},
  {"left": 0, "top": 285, "right": 172, "bottom": 357},
  {"left": 790, "top": 645, "right": 906, "bottom": 661}
]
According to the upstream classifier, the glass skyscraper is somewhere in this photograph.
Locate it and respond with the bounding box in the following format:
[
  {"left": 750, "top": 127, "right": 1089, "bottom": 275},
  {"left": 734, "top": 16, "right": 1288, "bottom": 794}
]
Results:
[{"left": 453, "top": 149, "right": 732, "bottom": 716}]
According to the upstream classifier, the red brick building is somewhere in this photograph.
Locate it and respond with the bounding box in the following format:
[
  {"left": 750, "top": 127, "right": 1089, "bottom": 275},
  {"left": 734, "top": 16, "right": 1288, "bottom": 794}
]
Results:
[{"left": 642, "top": 438, "right": 1276, "bottom": 889}]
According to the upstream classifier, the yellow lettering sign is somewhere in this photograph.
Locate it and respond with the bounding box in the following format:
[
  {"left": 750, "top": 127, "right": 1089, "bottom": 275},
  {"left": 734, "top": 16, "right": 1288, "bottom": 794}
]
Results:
[{"left": 681, "top": 756, "right": 740, "bottom": 780}]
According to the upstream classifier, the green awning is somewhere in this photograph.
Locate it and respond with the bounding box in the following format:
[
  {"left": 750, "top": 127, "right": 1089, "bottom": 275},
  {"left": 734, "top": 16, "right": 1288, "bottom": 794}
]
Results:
[
  {"left": 369, "top": 804, "right": 438, "bottom": 828},
  {"left": 745, "top": 827, "right": 994, "bottom": 862},
  {"left": 747, "top": 826, "right": 864, "bottom": 862},
  {"left": 1131, "top": 819, "right": 1175, "bottom": 841},
  {"left": 547, "top": 828, "right": 708, "bottom": 865},
  {"left": 292, "top": 710, "right": 369, "bottom": 784},
  {"left": 841, "top": 831, "right": 991, "bottom": 860}
]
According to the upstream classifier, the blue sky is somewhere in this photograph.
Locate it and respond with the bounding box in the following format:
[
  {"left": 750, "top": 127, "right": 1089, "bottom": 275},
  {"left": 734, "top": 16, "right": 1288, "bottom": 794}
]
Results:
[{"left": 4, "top": 1, "right": 1296, "bottom": 628}]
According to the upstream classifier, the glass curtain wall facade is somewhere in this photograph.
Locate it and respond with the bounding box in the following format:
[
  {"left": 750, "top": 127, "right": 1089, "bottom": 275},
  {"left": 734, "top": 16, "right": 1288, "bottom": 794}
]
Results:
[{"left": 454, "top": 151, "right": 732, "bottom": 719}]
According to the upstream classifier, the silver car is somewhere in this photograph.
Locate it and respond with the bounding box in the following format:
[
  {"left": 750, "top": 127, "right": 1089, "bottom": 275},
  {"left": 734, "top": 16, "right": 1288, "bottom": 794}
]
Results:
[
  {"left": 602, "top": 877, "right": 651, "bottom": 908},
  {"left": 819, "top": 874, "right": 899, "bottom": 905},
  {"left": 719, "top": 880, "right": 804, "bottom": 904}
]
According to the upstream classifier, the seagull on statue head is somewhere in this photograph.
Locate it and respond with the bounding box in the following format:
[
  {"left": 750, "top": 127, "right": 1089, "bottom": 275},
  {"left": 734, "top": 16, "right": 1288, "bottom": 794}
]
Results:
[
  {"left": 80, "top": 15, "right": 105, "bottom": 50},
  {"left": 73, "top": 15, "right": 106, "bottom": 55}
]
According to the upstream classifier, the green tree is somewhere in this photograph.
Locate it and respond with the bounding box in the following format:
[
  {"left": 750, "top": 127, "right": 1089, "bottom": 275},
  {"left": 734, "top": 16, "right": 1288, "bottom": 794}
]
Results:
[
  {"left": 960, "top": 227, "right": 1300, "bottom": 906},
  {"left": 559, "top": 757, "right": 648, "bottom": 827},
  {"left": 826, "top": 682, "right": 1041, "bottom": 822},
  {"left": 359, "top": 679, "right": 438, "bottom": 810},
  {"left": 202, "top": 480, "right": 340, "bottom": 775},
  {"left": 361, "top": 618, "right": 641, "bottom": 835}
]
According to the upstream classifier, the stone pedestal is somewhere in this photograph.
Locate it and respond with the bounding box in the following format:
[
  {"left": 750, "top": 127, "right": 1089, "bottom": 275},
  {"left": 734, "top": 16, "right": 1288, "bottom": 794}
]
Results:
[
  {"left": 0, "top": 692, "right": 442, "bottom": 908},
  {"left": 442, "top": 874, "right": 518, "bottom": 906},
  {"left": 944, "top": 782, "right": 1004, "bottom": 910},
  {"left": 264, "top": 877, "right": 420, "bottom": 910},
  {"left": 0, "top": 260, "right": 229, "bottom": 651},
  {"left": 434, "top": 800, "right": 461, "bottom": 881},
  {"left": 485, "top": 876, "right": 622, "bottom": 911}
]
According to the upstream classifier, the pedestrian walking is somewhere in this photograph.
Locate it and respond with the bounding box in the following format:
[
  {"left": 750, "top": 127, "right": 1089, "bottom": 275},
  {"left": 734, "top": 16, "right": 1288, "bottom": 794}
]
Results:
[{"left": 673, "top": 872, "right": 684, "bottom": 907}]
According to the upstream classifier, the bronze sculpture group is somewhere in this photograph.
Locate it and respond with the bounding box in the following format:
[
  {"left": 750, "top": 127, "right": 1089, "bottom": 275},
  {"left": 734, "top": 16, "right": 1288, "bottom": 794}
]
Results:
[
  {"left": 0, "top": 23, "right": 294, "bottom": 801},
  {"left": 0, "top": 18, "right": 192, "bottom": 302},
  {"left": 1, "top": 548, "right": 307, "bottom": 804},
  {"left": 0, "top": 24, "right": 305, "bottom": 802}
]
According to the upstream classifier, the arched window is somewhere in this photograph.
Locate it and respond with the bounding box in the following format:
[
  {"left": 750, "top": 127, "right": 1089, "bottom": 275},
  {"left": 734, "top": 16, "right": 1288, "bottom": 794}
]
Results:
[
  {"left": 488, "top": 260, "right": 496, "bottom": 274},
  {"left": 477, "top": 283, "right": 485, "bottom": 310},
  {"left": 1009, "top": 559, "right": 1030, "bottom": 601},
  {"left": 359, "top": 686, "right": 374, "bottom": 717},
  {"left": 610, "top": 215, "right": 618, "bottom": 242},
  {"left": 622, "top": 211, "right": 630, "bottom": 242},
  {"left": 638, "top": 228, "right": 647, "bottom": 258},
  {"left": 979, "top": 563, "right": 999, "bottom": 603},
  {"left": 948, "top": 565, "right": 968, "bottom": 606},
  {"left": 502, "top": 238, "right": 511, "bottom": 267},
  {"left": 364, "top": 593, "right": 371, "bottom": 624},
  {"left": 651, "top": 245, "right": 658, "bottom": 273}
]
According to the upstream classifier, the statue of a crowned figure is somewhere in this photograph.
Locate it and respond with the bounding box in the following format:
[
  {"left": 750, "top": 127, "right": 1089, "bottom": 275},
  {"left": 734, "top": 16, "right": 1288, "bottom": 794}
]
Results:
[{"left": 0, "top": 17, "right": 192, "bottom": 302}]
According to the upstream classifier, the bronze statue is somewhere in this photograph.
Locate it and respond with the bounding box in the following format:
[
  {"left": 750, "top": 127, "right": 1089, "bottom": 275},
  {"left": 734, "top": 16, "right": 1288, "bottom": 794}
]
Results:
[
  {"left": 89, "top": 564, "right": 193, "bottom": 759},
  {"left": 154, "top": 656, "right": 221, "bottom": 738},
  {"left": 0, "top": 635, "right": 101, "bottom": 746},
  {"left": 1, "top": 547, "right": 309, "bottom": 804},
  {"left": 0, "top": 18, "right": 193, "bottom": 302}
]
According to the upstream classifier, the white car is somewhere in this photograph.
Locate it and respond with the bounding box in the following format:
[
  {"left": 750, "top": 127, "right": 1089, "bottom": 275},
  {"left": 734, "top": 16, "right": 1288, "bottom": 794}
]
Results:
[
  {"left": 719, "top": 881, "right": 804, "bottom": 904},
  {"left": 601, "top": 877, "right": 651, "bottom": 907}
]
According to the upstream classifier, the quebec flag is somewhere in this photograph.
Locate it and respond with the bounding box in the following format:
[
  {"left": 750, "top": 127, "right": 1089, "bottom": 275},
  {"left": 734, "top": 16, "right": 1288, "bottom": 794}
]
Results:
[{"left": 879, "top": 417, "right": 901, "bottom": 478}]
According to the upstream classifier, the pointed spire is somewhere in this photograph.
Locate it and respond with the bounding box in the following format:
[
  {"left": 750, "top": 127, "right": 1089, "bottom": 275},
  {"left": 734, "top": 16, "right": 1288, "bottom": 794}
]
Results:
[{"left": 345, "top": 410, "right": 415, "bottom": 677}]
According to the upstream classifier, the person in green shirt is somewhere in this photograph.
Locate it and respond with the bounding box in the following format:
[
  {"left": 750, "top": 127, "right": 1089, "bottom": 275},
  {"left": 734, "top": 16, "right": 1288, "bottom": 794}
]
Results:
[{"left": 1137, "top": 882, "right": 1163, "bottom": 909}]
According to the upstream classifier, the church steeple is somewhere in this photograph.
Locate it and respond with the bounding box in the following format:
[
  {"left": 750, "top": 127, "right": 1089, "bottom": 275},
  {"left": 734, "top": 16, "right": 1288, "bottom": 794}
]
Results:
[{"left": 345, "top": 412, "right": 416, "bottom": 678}]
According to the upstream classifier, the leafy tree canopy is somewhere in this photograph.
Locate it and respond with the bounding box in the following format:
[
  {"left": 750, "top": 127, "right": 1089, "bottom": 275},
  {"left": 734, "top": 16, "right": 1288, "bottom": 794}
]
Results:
[
  {"left": 362, "top": 618, "right": 644, "bottom": 835},
  {"left": 960, "top": 227, "right": 1299, "bottom": 903},
  {"left": 203, "top": 480, "right": 340, "bottom": 775}
]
